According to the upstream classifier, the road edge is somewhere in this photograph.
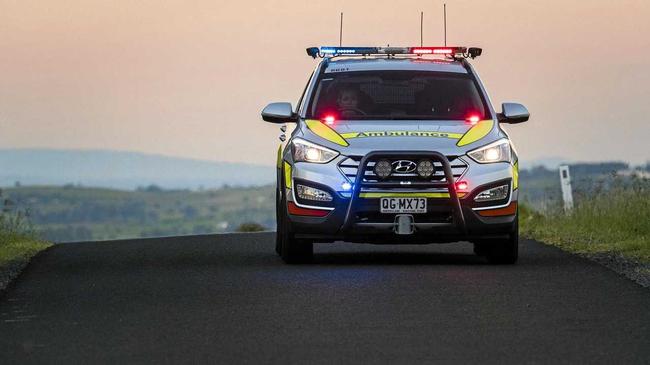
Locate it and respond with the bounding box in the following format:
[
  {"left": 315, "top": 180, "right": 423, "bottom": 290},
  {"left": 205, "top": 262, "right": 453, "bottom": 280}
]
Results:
[
  {"left": 0, "top": 245, "right": 53, "bottom": 297},
  {"left": 535, "top": 240, "right": 650, "bottom": 288},
  {"left": 583, "top": 252, "right": 650, "bottom": 288}
]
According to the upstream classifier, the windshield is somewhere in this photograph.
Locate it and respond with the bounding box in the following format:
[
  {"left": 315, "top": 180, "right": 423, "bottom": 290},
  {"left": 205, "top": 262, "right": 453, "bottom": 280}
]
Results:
[{"left": 307, "top": 71, "right": 487, "bottom": 121}]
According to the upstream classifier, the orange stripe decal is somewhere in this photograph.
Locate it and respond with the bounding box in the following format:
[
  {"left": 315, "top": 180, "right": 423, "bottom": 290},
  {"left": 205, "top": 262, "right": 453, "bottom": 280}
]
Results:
[
  {"left": 477, "top": 202, "right": 518, "bottom": 217},
  {"left": 287, "top": 201, "right": 330, "bottom": 217}
]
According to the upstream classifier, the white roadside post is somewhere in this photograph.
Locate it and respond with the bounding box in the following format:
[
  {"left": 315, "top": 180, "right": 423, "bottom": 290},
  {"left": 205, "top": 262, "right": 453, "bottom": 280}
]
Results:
[{"left": 559, "top": 165, "right": 574, "bottom": 213}]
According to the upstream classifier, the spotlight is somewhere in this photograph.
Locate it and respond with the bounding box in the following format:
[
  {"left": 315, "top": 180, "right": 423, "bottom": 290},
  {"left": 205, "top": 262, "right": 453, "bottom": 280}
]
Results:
[
  {"left": 417, "top": 160, "right": 434, "bottom": 178},
  {"left": 374, "top": 159, "right": 392, "bottom": 179}
]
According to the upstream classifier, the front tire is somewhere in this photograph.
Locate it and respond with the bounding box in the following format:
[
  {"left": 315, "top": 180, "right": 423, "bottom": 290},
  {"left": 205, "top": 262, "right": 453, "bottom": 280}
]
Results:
[
  {"left": 276, "top": 167, "right": 313, "bottom": 264},
  {"left": 484, "top": 215, "right": 519, "bottom": 265},
  {"left": 275, "top": 182, "right": 282, "bottom": 255},
  {"left": 278, "top": 204, "right": 313, "bottom": 264}
]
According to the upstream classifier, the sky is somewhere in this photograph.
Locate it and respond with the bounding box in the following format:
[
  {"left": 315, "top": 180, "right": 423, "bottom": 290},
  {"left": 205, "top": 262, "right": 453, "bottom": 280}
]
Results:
[{"left": 1, "top": 0, "right": 649, "bottom": 167}]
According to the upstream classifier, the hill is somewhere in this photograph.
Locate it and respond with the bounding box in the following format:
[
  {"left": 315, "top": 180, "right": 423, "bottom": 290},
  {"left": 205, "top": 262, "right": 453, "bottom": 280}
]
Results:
[
  {"left": 0, "top": 149, "right": 274, "bottom": 190},
  {"left": 3, "top": 185, "right": 275, "bottom": 242}
]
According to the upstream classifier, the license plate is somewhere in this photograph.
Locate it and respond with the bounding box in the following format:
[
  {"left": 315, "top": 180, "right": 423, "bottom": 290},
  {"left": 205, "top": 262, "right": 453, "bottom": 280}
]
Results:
[{"left": 380, "top": 197, "right": 427, "bottom": 214}]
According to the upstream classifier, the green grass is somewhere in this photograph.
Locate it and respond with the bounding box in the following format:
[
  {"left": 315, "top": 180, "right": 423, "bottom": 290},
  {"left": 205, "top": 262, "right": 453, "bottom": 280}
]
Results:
[
  {"left": 0, "top": 232, "right": 51, "bottom": 267},
  {"left": 520, "top": 183, "right": 650, "bottom": 263},
  {"left": 0, "top": 193, "right": 51, "bottom": 269}
]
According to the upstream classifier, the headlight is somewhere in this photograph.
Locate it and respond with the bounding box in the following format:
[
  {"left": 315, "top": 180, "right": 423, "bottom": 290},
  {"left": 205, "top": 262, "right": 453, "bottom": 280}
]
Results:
[
  {"left": 291, "top": 138, "right": 339, "bottom": 163},
  {"left": 467, "top": 139, "right": 511, "bottom": 164}
]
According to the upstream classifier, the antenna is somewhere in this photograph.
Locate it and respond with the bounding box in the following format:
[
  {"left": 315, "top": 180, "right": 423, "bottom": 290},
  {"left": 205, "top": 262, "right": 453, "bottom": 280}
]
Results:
[
  {"left": 420, "top": 11, "right": 424, "bottom": 46},
  {"left": 339, "top": 12, "right": 343, "bottom": 47},
  {"left": 443, "top": 4, "right": 447, "bottom": 46}
]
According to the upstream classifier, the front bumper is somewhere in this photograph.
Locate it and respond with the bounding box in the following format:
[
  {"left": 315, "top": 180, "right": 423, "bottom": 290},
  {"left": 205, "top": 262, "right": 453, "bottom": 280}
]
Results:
[{"left": 287, "top": 152, "right": 517, "bottom": 244}]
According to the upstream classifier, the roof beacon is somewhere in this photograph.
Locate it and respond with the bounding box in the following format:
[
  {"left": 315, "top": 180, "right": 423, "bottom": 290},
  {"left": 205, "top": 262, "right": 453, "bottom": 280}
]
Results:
[{"left": 306, "top": 46, "right": 482, "bottom": 59}]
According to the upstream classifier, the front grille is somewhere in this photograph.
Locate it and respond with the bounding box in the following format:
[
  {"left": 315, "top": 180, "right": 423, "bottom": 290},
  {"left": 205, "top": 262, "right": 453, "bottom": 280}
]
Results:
[{"left": 339, "top": 155, "right": 467, "bottom": 185}]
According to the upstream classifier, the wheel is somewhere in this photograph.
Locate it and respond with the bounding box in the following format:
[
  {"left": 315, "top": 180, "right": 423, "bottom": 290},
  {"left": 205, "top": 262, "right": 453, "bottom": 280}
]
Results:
[
  {"left": 278, "top": 203, "right": 313, "bottom": 264},
  {"left": 484, "top": 214, "right": 519, "bottom": 265},
  {"left": 277, "top": 168, "right": 313, "bottom": 264},
  {"left": 275, "top": 182, "right": 282, "bottom": 255}
]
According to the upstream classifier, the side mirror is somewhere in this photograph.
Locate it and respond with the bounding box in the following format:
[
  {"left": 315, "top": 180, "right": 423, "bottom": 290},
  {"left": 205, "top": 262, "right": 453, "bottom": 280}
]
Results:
[
  {"left": 261, "top": 102, "right": 297, "bottom": 124},
  {"left": 498, "top": 103, "right": 530, "bottom": 124}
]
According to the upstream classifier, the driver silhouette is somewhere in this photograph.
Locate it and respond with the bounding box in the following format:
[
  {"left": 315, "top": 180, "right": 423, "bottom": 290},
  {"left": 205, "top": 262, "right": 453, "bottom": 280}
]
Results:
[
  {"left": 336, "top": 87, "right": 366, "bottom": 117},
  {"left": 337, "top": 89, "right": 360, "bottom": 109}
]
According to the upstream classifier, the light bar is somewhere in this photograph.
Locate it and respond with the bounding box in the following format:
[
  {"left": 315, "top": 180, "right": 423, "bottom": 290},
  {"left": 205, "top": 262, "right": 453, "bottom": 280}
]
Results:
[{"left": 307, "top": 46, "right": 477, "bottom": 58}]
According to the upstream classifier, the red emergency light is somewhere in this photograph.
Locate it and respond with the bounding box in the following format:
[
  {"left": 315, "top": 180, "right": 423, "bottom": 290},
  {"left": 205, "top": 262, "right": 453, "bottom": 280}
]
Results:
[
  {"left": 466, "top": 114, "right": 481, "bottom": 125},
  {"left": 456, "top": 181, "right": 469, "bottom": 191},
  {"left": 323, "top": 115, "right": 336, "bottom": 125},
  {"left": 410, "top": 47, "right": 455, "bottom": 55}
]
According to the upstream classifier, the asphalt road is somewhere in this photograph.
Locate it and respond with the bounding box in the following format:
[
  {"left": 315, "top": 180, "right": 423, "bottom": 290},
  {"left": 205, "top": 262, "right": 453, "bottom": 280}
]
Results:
[{"left": 1, "top": 233, "right": 649, "bottom": 364}]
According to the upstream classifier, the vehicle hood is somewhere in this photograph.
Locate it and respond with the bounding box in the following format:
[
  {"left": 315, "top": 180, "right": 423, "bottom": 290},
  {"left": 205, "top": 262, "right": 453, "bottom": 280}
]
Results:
[{"left": 300, "top": 119, "right": 500, "bottom": 156}]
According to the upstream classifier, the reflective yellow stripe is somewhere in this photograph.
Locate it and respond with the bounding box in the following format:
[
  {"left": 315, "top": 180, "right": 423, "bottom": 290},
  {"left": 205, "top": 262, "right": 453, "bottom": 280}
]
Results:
[
  {"left": 276, "top": 144, "right": 283, "bottom": 168},
  {"left": 305, "top": 119, "right": 349, "bottom": 146},
  {"left": 341, "top": 130, "right": 462, "bottom": 139},
  {"left": 456, "top": 120, "right": 494, "bottom": 146},
  {"left": 359, "top": 192, "right": 466, "bottom": 198},
  {"left": 283, "top": 162, "right": 292, "bottom": 189},
  {"left": 513, "top": 160, "right": 519, "bottom": 190}
]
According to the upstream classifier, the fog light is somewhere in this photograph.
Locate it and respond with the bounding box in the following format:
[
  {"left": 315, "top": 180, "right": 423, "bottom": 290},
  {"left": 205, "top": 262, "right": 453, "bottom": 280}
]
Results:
[
  {"left": 417, "top": 160, "right": 434, "bottom": 178},
  {"left": 341, "top": 182, "right": 352, "bottom": 191},
  {"left": 374, "top": 159, "right": 392, "bottom": 179},
  {"left": 296, "top": 184, "right": 333, "bottom": 202},
  {"left": 474, "top": 184, "right": 509, "bottom": 202}
]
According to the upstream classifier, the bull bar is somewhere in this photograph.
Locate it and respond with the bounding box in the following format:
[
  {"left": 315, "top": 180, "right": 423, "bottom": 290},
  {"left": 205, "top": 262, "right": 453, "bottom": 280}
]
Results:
[{"left": 341, "top": 151, "right": 468, "bottom": 235}]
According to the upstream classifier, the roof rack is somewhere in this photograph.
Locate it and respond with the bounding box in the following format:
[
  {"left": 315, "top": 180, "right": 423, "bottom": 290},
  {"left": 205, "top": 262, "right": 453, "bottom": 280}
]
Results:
[{"left": 306, "top": 46, "right": 482, "bottom": 60}]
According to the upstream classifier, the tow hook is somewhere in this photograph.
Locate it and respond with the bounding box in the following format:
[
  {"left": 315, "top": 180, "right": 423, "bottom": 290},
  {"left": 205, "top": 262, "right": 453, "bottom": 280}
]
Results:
[{"left": 394, "top": 214, "right": 414, "bottom": 235}]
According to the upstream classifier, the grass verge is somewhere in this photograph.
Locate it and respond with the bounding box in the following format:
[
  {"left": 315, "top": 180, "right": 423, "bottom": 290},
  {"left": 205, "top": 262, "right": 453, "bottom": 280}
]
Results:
[
  {"left": 0, "top": 232, "right": 51, "bottom": 268},
  {"left": 520, "top": 186, "right": 649, "bottom": 263},
  {"left": 1, "top": 190, "right": 52, "bottom": 290},
  {"left": 0, "top": 232, "right": 51, "bottom": 292}
]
